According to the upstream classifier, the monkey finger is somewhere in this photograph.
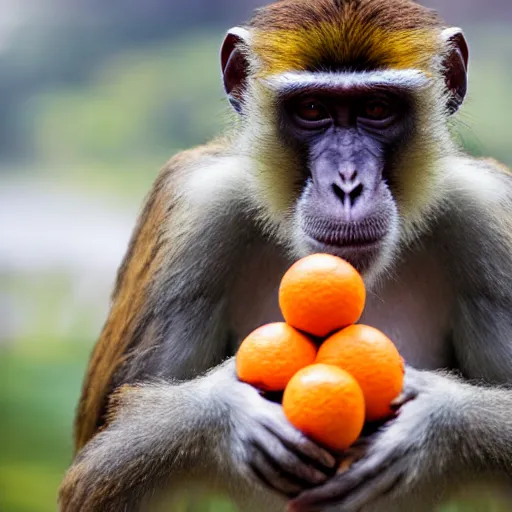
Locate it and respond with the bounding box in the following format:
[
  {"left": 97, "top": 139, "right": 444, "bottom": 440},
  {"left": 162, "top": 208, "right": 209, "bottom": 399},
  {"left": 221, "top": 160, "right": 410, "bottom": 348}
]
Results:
[
  {"left": 390, "top": 367, "right": 423, "bottom": 411},
  {"left": 247, "top": 447, "right": 304, "bottom": 498},
  {"left": 390, "top": 389, "right": 417, "bottom": 411},
  {"left": 252, "top": 433, "right": 330, "bottom": 486},
  {"left": 289, "top": 449, "right": 401, "bottom": 511},
  {"left": 286, "top": 475, "right": 350, "bottom": 512},
  {"left": 332, "top": 471, "right": 404, "bottom": 512},
  {"left": 261, "top": 414, "right": 337, "bottom": 470},
  {"left": 288, "top": 468, "right": 403, "bottom": 512}
]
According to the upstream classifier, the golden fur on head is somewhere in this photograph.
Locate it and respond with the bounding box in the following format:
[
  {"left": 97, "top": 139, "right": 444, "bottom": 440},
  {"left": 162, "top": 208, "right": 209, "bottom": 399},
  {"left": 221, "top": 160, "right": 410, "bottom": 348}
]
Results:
[{"left": 248, "top": 0, "right": 444, "bottom": 75}]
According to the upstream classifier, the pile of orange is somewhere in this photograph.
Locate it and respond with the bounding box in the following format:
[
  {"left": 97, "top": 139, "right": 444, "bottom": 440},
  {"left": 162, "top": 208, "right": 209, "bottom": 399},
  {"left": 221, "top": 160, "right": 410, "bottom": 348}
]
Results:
[{"left": 236, "top": 254, "right": 404, "bottom": 452}]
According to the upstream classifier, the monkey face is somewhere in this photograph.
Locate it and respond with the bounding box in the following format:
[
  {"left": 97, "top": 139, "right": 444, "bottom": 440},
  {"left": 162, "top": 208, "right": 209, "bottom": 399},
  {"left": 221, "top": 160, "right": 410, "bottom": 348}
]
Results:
[{"left": 273, "top": 80, "right": 418, "bottom": 276}]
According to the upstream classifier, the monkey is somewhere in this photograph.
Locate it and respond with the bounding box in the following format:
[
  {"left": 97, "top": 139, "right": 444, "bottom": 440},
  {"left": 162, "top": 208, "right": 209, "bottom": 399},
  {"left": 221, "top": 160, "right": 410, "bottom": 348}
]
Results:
[{"left": 58, "top": 0, "right": 512, "bottom": 511}]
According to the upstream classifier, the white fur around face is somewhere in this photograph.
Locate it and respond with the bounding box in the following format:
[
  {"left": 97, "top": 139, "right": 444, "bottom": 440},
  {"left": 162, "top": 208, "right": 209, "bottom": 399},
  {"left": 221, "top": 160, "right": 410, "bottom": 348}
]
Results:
[{"left": 263, "top": 69, "right": 433, "bottom": 95}]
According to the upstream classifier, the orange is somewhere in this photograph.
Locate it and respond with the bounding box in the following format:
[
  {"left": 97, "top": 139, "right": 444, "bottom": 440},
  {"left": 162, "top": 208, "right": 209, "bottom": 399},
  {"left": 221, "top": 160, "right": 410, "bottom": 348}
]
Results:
[
  {"left": 316, "top": 324, "right": 404, "bottom": 422},
  {"left": 282, "top": 364, "right": 365, "bottom": 452},
  {"left": 236, "top": 323, "right": 317, "bottom": 391},
  {"left": 279, "top": 254, "right": 366, "bottom": 337}
]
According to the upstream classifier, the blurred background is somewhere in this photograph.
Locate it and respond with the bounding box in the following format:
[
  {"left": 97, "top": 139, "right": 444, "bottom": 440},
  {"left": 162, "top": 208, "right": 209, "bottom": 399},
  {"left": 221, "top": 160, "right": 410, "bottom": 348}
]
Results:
[{"left": 0, "top": 1, "right": 511, "bottom": 511}]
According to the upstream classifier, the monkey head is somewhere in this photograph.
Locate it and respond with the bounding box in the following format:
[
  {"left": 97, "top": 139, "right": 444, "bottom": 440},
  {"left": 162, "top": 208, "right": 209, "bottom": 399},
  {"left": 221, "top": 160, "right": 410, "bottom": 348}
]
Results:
[{"left": 220, "top": 0, "right": 469, "bottom": 281}]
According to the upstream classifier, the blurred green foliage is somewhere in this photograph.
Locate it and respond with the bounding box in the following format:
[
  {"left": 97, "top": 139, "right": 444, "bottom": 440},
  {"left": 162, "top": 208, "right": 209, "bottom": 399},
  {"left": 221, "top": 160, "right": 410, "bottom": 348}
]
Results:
[
  {"left": 1, "top": 13, "right": 512, "bottom": 512},
  {"left": 29, "top": 31, "right": 226, "bottom": 166}
]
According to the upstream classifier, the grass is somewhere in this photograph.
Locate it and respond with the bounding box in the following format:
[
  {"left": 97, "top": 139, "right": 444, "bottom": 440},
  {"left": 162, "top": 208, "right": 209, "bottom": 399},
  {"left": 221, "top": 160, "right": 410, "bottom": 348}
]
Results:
[{"left": 0, "top": 350, "right": 85, "bottom": 512}]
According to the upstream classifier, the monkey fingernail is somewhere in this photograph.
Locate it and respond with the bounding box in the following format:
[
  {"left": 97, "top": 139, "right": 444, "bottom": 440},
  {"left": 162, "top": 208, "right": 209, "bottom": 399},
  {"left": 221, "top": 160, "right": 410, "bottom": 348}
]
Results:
[
  {"left": 310, "top": 469, "right": 329, "bottom": 483},
  {"left": 390, "top": 390, "right": 417, "bottom": 410},
  {"left": 319, "top": 452, "right": 337, "bottom": 468}
]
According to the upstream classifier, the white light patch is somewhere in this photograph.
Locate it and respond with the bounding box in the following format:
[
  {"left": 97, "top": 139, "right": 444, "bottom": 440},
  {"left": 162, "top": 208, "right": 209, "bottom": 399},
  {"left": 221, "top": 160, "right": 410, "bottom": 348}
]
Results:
[{"left": 262, "top": 69, "right": 432, "bottom": 95}]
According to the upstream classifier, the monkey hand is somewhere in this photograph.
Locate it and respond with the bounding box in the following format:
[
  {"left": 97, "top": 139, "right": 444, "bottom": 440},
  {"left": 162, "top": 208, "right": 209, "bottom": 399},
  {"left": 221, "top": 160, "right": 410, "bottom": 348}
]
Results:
[
  {"left": 215, "top": 359, "right": 338, "bottom": 498},
  {"left": 287, "top": 366, "right": 465, "bottom": 512}
]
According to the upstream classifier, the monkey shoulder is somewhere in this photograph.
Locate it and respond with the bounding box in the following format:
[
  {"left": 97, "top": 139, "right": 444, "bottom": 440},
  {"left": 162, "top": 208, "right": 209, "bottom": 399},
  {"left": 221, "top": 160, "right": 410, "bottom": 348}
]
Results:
[
  {"left": 153, "top": 139, "right": 232, "bottom": 191},
  {"left": 154, "top": 139, "right": 259, "bottom": 217},
  {"left": 115, "top": 139, "right": 257, "bottom": 292},
  {"left": 430, "top": 155, "right": 512, "bottom": 293},
  {"left": 477, "top": 156, "right": 512, "bottom": 177},
  {"left": 441, "top": 155, "right": 512, "bottom": 227}
]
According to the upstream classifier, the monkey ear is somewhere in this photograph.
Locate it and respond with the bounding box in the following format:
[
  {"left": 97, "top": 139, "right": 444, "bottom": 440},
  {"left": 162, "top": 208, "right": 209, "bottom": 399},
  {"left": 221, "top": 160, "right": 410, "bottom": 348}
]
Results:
[
  {"left": 221, "top": 27, "right": 251, "bottom": 113},
  {"left": 440, "top": 27, "right": 469, "bottom": 115}
]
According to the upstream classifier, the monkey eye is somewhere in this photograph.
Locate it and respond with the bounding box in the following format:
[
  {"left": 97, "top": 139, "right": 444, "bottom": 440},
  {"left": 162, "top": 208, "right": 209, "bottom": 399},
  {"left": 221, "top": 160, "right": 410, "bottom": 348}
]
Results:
[
  {"left": 359, "top": 98, "right": 393, "bottom": 122},
  {"left": 293, "top": 98, "right": 331, "bottom": 128}
]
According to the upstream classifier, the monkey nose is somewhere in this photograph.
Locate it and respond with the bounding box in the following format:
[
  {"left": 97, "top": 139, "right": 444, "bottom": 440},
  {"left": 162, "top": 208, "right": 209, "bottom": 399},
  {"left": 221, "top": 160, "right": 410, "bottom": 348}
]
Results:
[
  {"left": 332, "top": 180, "right": 364, "bottom": 216},
  {"left": 339, "top": 167, "right": 358, "bottom": 182}
]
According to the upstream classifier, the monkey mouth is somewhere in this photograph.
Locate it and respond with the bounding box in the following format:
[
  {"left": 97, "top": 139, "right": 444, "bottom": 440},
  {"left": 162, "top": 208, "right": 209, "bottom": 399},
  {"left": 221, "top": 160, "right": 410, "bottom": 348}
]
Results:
[
  {"left": 301, "top": 215, "right": 389, "bottom": 248},
  {"left": 300, "top": 215, "right": 389, "bottom": 271}
]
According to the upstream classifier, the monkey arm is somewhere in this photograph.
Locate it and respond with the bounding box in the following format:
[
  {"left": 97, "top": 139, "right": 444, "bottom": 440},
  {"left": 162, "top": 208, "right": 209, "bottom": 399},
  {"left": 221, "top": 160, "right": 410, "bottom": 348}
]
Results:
[
  {"left": 290, "top": 311, "right": 512, "bottom": 511},
  {"left": 448, "top": 294, "right": 512, "bottom": 471},
  {"left": 59, "top": 358, "right": 335, "bottom": 512},
  {"left": 289, "top": 368, "right": 512, "bottom": 512},
  {"left": 59, "top": 361, "right": 236, "bottom": 512},
  {"left": 451, "top": 380, "right": 512, "bottom": 473}
]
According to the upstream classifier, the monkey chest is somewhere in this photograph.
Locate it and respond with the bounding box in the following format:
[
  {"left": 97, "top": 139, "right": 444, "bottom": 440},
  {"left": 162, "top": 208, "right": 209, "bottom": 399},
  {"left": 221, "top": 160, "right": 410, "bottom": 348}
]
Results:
[
  {"left": 360, "top": 255, "right": 456, "bottom": 370},
  {"left": 230, "top": 246, "right": 455, "bottom": 371}
]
